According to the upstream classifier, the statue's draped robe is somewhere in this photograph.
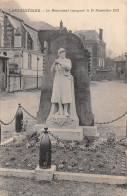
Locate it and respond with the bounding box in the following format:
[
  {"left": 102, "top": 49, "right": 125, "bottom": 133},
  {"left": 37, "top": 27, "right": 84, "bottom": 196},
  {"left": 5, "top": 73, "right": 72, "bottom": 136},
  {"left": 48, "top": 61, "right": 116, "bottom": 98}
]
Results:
[
  {"left": 49, "top": 57, "right": 78, "bottom": 120},
  {"left": 51, "top": 57, "right": 72, "bottom": 104}
]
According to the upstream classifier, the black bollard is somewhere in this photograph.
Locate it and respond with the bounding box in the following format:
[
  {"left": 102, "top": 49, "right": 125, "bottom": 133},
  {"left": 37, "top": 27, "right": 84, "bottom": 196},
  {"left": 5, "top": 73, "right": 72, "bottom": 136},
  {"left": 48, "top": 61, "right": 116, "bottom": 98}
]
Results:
[
  {"left": 15, "top": 103, "right": 23, "bottom": 133},
  {"left": 0, "top": 124, "right": 1, "bottom": 143},
  {"left": 39, "top": 127, "right": 51, "bottom": 169}
]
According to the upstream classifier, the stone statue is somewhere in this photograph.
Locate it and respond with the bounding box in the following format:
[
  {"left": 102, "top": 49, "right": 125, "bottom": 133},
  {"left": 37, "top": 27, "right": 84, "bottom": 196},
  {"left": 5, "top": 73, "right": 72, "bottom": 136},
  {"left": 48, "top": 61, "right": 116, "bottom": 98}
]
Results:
[
  {"left": 51, "top": 48, "right": 72, "bottom": 117},
  {"left": 46, "top": 48, "right": 79, "bottom": 128}
]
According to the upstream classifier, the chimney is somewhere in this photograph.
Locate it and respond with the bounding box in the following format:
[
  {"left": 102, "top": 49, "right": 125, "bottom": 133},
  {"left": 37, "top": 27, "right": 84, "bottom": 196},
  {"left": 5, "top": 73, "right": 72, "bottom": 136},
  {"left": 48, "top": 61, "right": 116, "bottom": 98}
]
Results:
[
  {"left": 99, "top": 29, "right": 103, "bottom": 40},
  {"left": 60, "top": 20, "right": 63, "bottom": 28}
]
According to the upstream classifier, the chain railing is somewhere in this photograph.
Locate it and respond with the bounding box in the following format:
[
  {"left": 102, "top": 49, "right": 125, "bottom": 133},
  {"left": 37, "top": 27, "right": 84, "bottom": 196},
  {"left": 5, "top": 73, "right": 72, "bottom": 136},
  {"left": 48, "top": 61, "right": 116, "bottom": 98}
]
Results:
[
  {"left": 95, "top": 111, "right": 127, "bottom": 125},
  {"left": 48, "top": 130, "right": 63, "bottom": 143},
  {"left": 21, "top": 104, "right": 127, "bottom": 125},
  {"left": 0, "top": 104, "right": 127, "bottom": 127},
  {"left": 21, "top": 106, "right": 37, "bottom": 120},
  {"left": 0, "top": 114, "right": 16, "bottom": 125},
  {"left": 47, "top": 129, "right": 96, "bottom": 150},
  {"left": 0, "top": 102, "right": 127, "bottom": 144}
]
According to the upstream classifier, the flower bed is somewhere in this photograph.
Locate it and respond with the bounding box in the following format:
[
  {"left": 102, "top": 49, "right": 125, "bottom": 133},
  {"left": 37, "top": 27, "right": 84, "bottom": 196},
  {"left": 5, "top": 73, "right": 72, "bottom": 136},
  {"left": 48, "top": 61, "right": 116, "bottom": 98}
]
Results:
[{"left": 0, "top": 131, "right": 126, "bottom": 176}]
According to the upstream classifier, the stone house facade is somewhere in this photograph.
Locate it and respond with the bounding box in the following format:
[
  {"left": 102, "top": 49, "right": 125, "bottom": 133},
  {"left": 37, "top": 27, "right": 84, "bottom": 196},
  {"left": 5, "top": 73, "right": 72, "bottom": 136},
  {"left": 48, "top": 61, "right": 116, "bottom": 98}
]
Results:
[
  {"left": 113, "top": 55, "right": 126, "bottom": 80},
  {"left": 0, "top": 10, "right": 43, "bottom": 91},
  {"left": 74, "top": 29, "right": 106, "bottom": 80}
]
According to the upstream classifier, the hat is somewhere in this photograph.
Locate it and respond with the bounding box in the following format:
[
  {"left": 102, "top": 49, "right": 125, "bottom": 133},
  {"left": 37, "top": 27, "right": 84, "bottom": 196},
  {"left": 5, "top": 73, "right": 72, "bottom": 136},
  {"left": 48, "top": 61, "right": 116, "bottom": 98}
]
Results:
[{"left": 58, "top": 48, "right": 67, "bottom": 54}]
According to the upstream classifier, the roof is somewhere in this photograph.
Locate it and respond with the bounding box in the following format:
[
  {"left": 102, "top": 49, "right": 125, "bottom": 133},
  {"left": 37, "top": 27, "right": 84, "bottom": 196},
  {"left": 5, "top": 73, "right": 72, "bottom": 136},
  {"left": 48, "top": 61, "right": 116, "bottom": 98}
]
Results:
[
  {"left": 22, "top": 23, "right": 38, "bottom": 40},
  {"left": 28, "top": 21, "right": 56, "bottom": 31},
  {"left": 5, "top": 13, "right": 21, "bottom": 30},
  {"left": 4, "top": 11, "right": 55, "bottom": 31},
  {"left": 75, "top": 30, "right": 99, "bottom": 41},
  {"left": 0, "top": 0, "right": 31, "bottom": 23},
  {"left": 114, "top": 55, "right": 125, "bottom": 62},
  {"left": 74, "top": 30, "right": 106, "bottom": 45},
  {"left": 1, "top": 1, "right": 55, "bottom": 31}
]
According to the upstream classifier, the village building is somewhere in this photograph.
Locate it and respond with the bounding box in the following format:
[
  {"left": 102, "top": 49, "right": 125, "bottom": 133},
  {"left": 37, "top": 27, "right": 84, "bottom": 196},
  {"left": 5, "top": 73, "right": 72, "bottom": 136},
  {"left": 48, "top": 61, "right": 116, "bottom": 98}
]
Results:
[
  {"left": 0, "top": 10, "right": 45, "bottom": 91},
  {"left": 0, "top": 52, "right": 10, "bottom": 92},
  {"left": 113, "top": 55, "right": 126, "bottom": 80},
  {"left": 74, "top": 29, "right": 106, "bottom": 80}
]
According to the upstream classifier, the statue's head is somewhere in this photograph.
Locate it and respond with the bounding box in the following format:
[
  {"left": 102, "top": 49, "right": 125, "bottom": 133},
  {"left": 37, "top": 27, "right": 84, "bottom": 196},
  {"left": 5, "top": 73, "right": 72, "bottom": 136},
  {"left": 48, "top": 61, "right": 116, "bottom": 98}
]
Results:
[{"left": 58, "top": 48, "right": 67, "bottom": 58}]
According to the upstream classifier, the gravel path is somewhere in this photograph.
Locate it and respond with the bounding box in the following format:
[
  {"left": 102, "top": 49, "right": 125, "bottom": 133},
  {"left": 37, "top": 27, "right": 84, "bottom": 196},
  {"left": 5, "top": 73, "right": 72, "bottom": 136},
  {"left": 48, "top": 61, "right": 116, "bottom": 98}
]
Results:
[{"left": 0, "top": 177, "right": 127, "bottom": 196}]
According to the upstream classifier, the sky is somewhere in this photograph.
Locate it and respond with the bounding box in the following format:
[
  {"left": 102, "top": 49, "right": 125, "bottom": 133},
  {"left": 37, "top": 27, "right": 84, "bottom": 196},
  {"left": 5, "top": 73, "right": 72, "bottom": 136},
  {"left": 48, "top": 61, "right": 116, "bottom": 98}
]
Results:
[{"left": 1, "top": 0, "right": 127, "bottom": 57}]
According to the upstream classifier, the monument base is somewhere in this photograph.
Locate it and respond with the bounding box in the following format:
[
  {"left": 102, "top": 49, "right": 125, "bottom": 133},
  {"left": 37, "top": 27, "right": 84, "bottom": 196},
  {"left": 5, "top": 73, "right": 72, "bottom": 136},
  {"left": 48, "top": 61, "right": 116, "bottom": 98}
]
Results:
[
  {"left": 82, "top": 126, "right": 99, "bottom": 137},
  {"left": 34, "top": 124, "right": 99, "bottom": 141},
  {"left": 46, "top": 115, "right": 79, "bottom": 129},
  {"left": 43, "top": 127, "right": 84, "bottom": 141},
  {"left": 35, "top": 165, "right": 56, "bottom": 181}
]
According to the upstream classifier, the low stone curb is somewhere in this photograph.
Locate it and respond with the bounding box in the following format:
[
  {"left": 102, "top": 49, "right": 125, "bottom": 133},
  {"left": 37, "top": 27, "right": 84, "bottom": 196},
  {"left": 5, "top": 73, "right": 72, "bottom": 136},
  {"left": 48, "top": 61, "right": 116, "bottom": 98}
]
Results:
[
  {"left": 54, "top": 172, "right": 127, "bottom": 185},
  {"left": 0, "top": 167, "right": 127, "bottom": 185},
  {"left": 0, "top": 137, "right": 14, "bottom": 146},
  {"left": 0, "top": 168, "right": 35, "bottom": 179},
  {"left": 0, "top": 128, "right": 39, "bottom": 146},
  {"left": 0, "top": 133, "right": 22, "bottom": 146}
]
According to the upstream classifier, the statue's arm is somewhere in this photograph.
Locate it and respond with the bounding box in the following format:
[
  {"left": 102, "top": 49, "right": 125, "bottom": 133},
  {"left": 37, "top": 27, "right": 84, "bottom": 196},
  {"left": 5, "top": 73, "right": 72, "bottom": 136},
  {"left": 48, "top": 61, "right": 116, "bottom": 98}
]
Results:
[
  {"left": 51, "top": 62, "right": 56, "bottom": 72},
  {"left": 61, "top": 59, "right": 72, "bottom": 71}
]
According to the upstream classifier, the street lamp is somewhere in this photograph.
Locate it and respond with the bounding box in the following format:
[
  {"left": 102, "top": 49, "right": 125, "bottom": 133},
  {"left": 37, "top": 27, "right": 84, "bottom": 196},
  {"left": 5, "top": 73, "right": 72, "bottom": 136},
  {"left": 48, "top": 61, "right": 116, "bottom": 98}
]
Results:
[{"left": 37, "top": 56, "right": 40, "bottom": 88}]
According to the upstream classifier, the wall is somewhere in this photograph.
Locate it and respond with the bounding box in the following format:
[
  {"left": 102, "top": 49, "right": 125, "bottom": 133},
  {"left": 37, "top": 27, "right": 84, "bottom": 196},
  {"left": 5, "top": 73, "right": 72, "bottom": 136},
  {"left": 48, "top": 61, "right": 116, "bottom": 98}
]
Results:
[
  {"left": 8, "top": 75, "right": 42, "bottom": 92},
  {"left": 95, "top": 70, "right": 113, "bottom": 81},
  {"left": 1, "top": 49, "right": 22, "bottom": 69},
  {"left": 1, "top": 49, "right": 43, "bottom": 92},
  {"left": 23, "top": 76, "right": 42, "bottom": 90},
  {"left": 8, "top": 75, "right": 22, "bottom": 92},
  {"left": 22, "top": 50, "right": 43, "bottom": 76},
  {"left": 1, "top": 49, "right": 43, "bottom": 75}
]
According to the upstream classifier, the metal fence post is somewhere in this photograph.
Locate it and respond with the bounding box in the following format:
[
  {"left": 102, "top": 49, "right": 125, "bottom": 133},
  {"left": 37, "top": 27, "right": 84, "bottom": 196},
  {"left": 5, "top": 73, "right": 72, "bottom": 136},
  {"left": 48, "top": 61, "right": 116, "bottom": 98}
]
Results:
[
  {"left": 39, "top": 127, "right": 51, "bottom": 169},
  {"left": 15, "top": 103, "right": 23, "bottom": 133}
]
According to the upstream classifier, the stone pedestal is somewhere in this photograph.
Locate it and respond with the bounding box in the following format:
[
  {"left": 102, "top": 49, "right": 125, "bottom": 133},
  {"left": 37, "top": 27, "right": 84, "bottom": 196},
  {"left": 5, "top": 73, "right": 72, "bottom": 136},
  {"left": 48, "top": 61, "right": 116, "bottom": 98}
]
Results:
[
  {"left": 35, "top": 165, "right": 56, "bottom": 181},
  {"left": 83, "top": 126, "right": 99, "bottom": 137},
  {"left": 34, "top": 124, "right": 99, "bottom": 141},
  {"left": 46, "top": 115, "right": 79, "bottom": 129},
  {"left": 41, "top": 127, "right": 84, "bottom": 141}
]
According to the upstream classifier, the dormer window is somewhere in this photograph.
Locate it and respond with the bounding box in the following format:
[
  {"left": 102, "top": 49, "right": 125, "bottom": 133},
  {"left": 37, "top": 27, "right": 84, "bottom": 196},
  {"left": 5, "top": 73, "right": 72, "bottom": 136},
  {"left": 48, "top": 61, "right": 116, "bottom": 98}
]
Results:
[{"left": 27, "top": 32, "right": 33, "bottom": 50}]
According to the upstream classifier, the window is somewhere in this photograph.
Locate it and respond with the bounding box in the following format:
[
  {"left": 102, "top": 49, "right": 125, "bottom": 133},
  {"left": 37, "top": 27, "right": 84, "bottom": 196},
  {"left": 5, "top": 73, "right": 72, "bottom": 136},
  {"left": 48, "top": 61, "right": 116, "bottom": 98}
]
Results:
[
  {"left": 102, "top": 59, "right": 105, "bottom": 67},
  {"left": 28, "top": 54, "right": 32, "bottom": 69},
  {"left": 27, "top": 33, "right": 33, "bottom": 50},
  {"left": 98, "top": 58, "right": 101, "bottom": 67},
  {"left": 86, "top": 45, "right": 92, "bottom": 67}
]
